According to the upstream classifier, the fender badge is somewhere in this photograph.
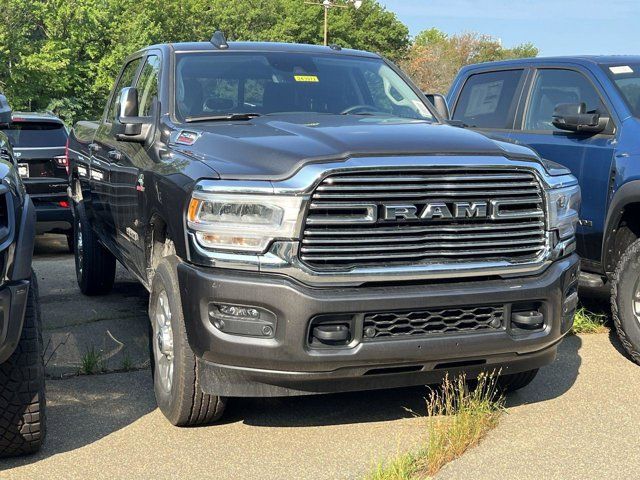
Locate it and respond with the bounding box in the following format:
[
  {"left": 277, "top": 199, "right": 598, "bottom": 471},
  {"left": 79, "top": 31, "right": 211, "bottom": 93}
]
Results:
[
  {"left": 175, "top": 130, "right": 200, "bottom": 146},
  {"left": 136, "top": 173, "right": 145, "bottom": 192}
]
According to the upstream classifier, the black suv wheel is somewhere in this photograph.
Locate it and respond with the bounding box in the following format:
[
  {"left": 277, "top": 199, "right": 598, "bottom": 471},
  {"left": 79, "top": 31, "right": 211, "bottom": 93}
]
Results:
[
  {"left": 611, "top": 239, "right": 640, "bottom": 365},
  {"left": 0, "top": 273, "right": 45, "bottom": 458},
  {"left": 149, "top": 257, "right": 226, "bottom": 426},
  {"left": 74, "top": 202, "right": 116, "bottom": 296}
]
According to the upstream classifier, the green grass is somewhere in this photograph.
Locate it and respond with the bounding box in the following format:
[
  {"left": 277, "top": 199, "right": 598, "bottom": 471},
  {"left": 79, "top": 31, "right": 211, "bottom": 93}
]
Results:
[
  {"left": 79, "top": 346, "right": 105, "bottom": 375},
  {"left": 121, "top": 354, "right": 134, "bottom": 372},
  {"left": 572, "top": 306, "right": 609, "bottom": 334},
  {"left": 366, "top": 372, "right": 505, "bottom": 480}
]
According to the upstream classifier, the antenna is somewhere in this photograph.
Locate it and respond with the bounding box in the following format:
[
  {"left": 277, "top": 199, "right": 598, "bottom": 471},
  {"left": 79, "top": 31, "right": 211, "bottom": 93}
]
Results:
[{"left": 210, "top": 30, "right": 229, "bottom": 49}]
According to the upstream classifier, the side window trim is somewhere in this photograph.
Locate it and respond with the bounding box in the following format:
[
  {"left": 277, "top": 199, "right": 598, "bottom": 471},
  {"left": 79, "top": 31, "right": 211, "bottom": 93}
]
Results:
[
  {"left": 519, "top": 66, "right": 617, "bottom": 135},
  {"left": 450, "top": 67, "right": 527, "bottom": 131}
]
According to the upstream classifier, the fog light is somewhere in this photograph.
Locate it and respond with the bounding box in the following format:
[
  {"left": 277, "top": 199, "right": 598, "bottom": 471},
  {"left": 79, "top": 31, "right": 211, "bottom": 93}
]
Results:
[
  {"left": 209, "top": 303, "right": 276, "bottom": 338},
  {"left": 511, "top": 310, "right": 544, "bottom": 330},
  {"left": 218, "top": 304, "right": 260, "bottom": 319}
]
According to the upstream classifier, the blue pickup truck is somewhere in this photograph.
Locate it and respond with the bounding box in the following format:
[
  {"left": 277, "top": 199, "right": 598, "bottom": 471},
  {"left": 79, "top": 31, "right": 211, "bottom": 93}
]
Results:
[{"left": 443, "top": 56, "right": 640, "bottom": 363}]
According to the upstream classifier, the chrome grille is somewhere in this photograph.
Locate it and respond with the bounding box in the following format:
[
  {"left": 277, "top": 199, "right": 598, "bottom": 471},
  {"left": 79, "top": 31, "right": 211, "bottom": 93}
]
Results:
[
  {"left": 363, "top": 305, "right": 504, "bottom": 339},
  {"left": 301, "top": 169, "right": 546, "bottom": 269}
]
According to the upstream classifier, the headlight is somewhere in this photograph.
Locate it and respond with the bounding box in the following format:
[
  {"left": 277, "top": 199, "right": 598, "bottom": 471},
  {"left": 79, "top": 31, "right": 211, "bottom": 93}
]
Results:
[
  {"left": 547, "top": 184, "right": 581, "bottom": 240},
  {"left": 187, "top": 193, "right": 304, "bottom": 252}
]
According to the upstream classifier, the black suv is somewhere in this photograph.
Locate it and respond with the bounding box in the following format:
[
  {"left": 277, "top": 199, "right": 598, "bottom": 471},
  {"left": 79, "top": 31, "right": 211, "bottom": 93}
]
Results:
[
  {"left": 0, "top": 112, "right": 72, "bottom": 250},
  {"left": 0, "top": 95, "right": 45, "bottom": 457}
]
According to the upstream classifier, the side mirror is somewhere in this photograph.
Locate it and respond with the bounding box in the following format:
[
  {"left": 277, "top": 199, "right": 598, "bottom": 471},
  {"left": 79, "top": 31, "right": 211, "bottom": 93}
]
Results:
[
  {"left": 115, "top": 87, "right": 151, "bottom": 142},
  {"left": 552, "top": 102, "right": 608, "bottom": 134},
  {"left": 424, "top": 93, "right": 450, "bottom": 120},
  {"left": 0, "top": 95, "right": 12, "bottom": 126}
]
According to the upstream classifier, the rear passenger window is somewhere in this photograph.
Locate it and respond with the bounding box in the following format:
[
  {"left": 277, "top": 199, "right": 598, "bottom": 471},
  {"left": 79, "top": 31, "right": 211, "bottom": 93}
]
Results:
[
  {"left": 524, "top": 69, "right": 607, "bottom": 131},
  {"left": 453, "top": 70, "right": 524, "bottom": 129}
]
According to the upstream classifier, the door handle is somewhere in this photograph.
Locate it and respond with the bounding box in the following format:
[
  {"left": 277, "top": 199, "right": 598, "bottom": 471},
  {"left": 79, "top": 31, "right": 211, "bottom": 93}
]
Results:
[
  {"left": 88, "top": 143, "right": 100, "bottom": 153},
  {"left": 108, "top": 150, "right": 123, "bottom": 161}
]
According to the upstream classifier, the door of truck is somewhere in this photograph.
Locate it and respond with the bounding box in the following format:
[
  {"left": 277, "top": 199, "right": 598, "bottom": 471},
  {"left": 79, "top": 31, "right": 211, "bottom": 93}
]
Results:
[
  {"left": 92, "top": 57, "right": 144, "bottom": 251},
  {"left": 109, "top": 53, "right": 161, "bottom": 280},
  {"left": 508, "top": 67, "right": 617, "bottom": 264}
]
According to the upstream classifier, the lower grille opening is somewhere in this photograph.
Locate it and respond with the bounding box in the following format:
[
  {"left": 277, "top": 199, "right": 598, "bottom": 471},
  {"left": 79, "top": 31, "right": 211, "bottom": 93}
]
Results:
[
  {"left": 363, "top": 305, "right": 504, "bottom": 340},
  {"left": 364, "top": 365, "right": 424, "bottom": 376},
  {"left": 435, "top": 359, "right": 486, "bottom": 370}
]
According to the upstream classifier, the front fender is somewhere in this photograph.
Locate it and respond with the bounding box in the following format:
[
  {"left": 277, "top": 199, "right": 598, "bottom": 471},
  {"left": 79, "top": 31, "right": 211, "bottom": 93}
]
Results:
[
  {"left": 9, "top": 194, "right": 36, "bottom": 282},
  {"left": 602, "top": 180, "right": 640, "bottom": 273}
]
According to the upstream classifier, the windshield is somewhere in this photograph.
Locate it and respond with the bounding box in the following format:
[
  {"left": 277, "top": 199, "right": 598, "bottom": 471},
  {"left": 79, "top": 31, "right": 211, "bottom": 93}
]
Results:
[
  {"left": 0, "top": 121, "right": 67, "bottom": 148},
  {"left": 603, "top": 64, "right": 640, "bottom": 117},
  {"left": 175, "top": 52, "right": 434, "bottom": 121}
]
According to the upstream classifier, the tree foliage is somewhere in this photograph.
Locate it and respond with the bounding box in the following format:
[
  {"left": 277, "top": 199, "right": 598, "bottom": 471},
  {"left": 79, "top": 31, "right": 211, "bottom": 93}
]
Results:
[
  {"left": 0, "top": 0, "right": 409, "bottom": 123},
  {"left": 402, "top": 28, "right": 538, "bottom": 94}
]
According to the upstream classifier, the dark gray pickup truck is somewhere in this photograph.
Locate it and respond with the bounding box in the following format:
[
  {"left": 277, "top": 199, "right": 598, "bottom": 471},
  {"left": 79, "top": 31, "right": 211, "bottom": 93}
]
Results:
[{"left": 68, "top": 33, "right": 581, "bottom": 426}]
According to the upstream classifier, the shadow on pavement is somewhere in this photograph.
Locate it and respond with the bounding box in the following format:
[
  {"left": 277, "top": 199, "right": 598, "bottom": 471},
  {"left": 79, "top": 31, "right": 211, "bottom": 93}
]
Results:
[
  {"left": 2, "top": 371, "right": 157, "bottom": 469},
  {"left": 232, "top": 335, "right": 584, "bottom": 428},
  {"left": 505, "top": 334, "right": 582, "bottom": 407},
  {"left": 3, "top": 337, "right": 585, "bottom": 467}
]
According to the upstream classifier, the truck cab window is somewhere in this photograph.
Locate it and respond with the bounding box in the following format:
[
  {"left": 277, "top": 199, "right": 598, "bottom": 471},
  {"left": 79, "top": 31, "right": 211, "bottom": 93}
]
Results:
[
  {"left": 107, "top": 58, "right": 142, "bottom": 122},
  {"left": 525, "top": 69, "right": 607, "bottom": 131},
  {"left": 137, "top": 55, "right": 161, "bottom": 116},
  {"left": 453, "top": 69, "right": 523, "bottom": 128},
  {"left": 175, "top": 52, "right": 434, "bottom": 121}
]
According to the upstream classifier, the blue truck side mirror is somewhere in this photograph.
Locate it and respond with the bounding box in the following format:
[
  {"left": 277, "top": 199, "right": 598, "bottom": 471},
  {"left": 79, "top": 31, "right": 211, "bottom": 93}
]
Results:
[{"left": 552, "top": 102, "right": 608, "bottom": 134}]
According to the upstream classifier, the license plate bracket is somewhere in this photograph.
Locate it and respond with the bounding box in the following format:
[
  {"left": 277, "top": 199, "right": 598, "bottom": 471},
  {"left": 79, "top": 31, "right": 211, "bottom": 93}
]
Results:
[{"left": 18, "top": 163, "right": 29, "bottom": 178}]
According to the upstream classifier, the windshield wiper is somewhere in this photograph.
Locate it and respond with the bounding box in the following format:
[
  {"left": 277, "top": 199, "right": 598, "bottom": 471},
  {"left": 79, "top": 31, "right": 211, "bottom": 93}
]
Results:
[{"left": 184, "top": 113, "right": 262, "bottom": 123}]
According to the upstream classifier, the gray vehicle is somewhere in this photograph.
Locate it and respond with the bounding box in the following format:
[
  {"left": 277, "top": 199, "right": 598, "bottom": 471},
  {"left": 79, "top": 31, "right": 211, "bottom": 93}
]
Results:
[
  {"left": 68, "top": 33, "right": 581, "bottom": 426},
  {"left": 0, "top": 95, "right": 44, "bottom": 457}
]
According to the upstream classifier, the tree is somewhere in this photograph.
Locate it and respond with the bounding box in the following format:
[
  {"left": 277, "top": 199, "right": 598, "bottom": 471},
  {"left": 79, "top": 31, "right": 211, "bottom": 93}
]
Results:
[
  {"left": 402, "top": 28, "right": 538, "bottom": 94},
  {"left": 0, "top": 0, "right": 409, "bottom": 123}
]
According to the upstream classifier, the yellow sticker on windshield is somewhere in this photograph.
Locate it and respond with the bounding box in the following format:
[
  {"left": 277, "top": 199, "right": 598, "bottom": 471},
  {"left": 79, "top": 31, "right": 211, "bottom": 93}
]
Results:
[{"left": 294, "top": 75, "right": 319, "bottom": 82}]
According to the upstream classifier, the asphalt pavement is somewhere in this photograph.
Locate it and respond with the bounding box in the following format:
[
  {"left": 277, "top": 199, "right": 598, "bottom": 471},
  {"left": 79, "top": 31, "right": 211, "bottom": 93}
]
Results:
[{"left": 1, "top": 235, "right": 638, "bottom": 479}]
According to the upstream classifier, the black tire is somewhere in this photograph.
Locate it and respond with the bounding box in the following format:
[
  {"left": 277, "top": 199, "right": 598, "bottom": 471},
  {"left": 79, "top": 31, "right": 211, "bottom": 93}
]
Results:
[
  {"left": 74, "top": 202, "right": 116, "bottom": 296},
  {"left": 497, "top": 369, "right": 539, "bottom": 393},
  {"left": 149, "top": 257, "right": 226, "bottom": 426},
  {"left": 611, "top": 238, "right": 640, "bottom": 365},
  {"left": 0, "top": 273, "right": 46, "bottom": 458}
]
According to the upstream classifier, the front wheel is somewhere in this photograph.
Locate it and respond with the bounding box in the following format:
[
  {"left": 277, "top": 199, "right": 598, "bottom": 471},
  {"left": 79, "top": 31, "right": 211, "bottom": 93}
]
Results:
[
  {"left": 611, "top": 239, "right": 640, "bottom": 365},
  {"left": 149, "top": 257, "right": 226, "bottom": 426},
  {"left": 0, "top": 273, "right": 46, "bottom": 458}
]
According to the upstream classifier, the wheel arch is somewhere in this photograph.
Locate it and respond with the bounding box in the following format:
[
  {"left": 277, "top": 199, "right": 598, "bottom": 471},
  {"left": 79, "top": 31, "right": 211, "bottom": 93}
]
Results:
[
  {"left": 145, "top": 211, "right": 180, "bottom": 284},
  {"left": 603, "top": 180, "right": 640, "bottom": 274}
]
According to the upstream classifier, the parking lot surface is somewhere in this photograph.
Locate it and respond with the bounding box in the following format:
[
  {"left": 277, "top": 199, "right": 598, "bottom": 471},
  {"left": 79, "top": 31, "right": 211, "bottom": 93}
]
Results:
[{"left": 2, "top": 236, "right": 639, "bottom": 479}]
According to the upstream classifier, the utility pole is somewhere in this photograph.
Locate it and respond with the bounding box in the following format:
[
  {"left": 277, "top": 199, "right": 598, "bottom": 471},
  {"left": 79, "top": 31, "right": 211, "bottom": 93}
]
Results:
[{"left": 305, "top": 0, "right": 363, "bottom": 46}]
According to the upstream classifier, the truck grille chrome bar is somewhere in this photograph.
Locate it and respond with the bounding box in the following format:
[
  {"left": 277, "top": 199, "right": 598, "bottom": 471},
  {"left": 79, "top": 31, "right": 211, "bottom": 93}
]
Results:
[{"left": 301, "top": 169, "right": 547, "bottom": 269}]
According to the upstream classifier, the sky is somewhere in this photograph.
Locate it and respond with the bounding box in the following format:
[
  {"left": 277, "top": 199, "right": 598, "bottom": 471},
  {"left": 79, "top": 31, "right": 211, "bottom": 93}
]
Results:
[{"left": 380, "top": 0, "right": 640, "bottom": 56}]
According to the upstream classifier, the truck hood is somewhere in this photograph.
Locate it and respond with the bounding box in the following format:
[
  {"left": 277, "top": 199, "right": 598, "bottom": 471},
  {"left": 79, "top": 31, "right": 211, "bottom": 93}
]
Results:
[{"left": 172, "top": 114, "right": 540, "bottom": 180}]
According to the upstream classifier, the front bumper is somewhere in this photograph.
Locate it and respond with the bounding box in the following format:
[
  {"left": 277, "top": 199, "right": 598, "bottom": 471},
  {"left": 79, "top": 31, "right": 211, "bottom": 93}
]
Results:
[
  {"left": 0, "top": 281, "right": 31, "bottom": 364},
  {"left": 178, "top": 254, "right": 579, "bottom": 397}
]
